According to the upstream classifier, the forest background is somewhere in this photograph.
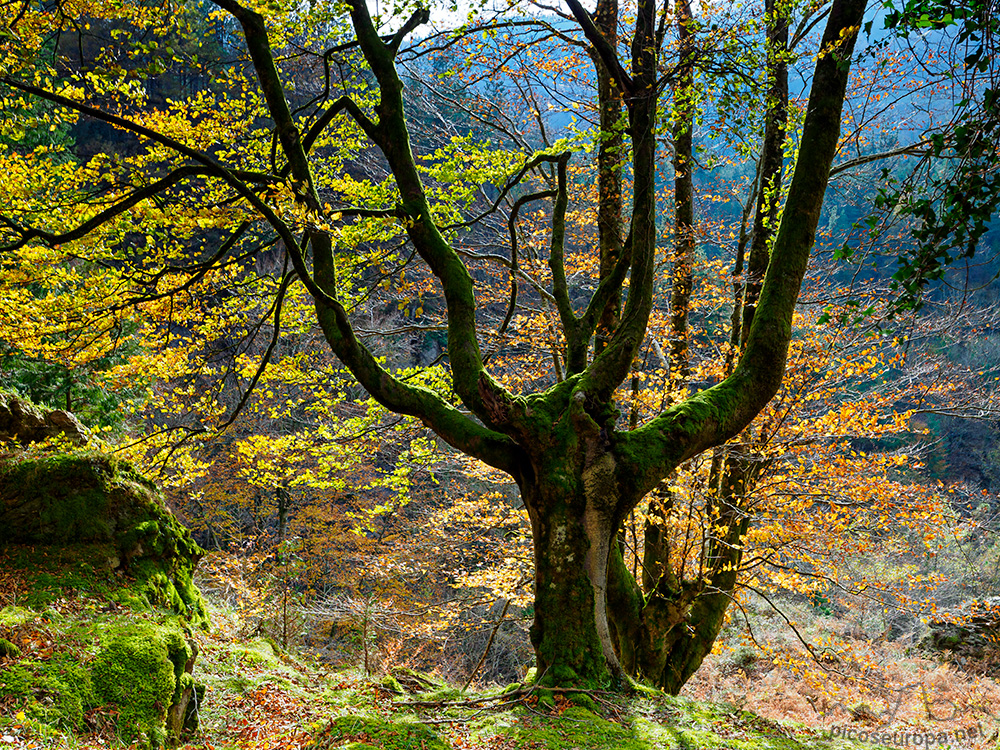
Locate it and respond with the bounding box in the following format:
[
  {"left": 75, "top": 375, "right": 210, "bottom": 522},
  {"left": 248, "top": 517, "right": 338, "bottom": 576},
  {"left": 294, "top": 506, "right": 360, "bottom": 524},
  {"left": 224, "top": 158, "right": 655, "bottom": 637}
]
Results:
[{"left": 1, "top": 0, "right": 999, "bottom": 717}]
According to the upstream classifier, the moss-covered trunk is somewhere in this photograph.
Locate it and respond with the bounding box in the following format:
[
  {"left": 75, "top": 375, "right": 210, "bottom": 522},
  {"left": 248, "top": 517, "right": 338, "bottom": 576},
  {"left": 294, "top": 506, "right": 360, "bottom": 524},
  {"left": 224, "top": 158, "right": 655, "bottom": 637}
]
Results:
[
  {"left": 606, "top": 478, "right": 749, "bottom": 694},
  {"left": 517, "top": 403, "right": 627, "bottom": 687},
  {"left": 524, "top": 485, "right": 614, "bottom": 686}
]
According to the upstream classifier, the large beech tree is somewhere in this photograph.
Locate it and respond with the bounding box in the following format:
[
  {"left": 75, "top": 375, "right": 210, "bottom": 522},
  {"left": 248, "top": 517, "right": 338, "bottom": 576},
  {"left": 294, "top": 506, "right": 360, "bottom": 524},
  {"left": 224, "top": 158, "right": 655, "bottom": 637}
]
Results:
[{"left": 1, "top": 0, "right": 877, "bottom": 687}]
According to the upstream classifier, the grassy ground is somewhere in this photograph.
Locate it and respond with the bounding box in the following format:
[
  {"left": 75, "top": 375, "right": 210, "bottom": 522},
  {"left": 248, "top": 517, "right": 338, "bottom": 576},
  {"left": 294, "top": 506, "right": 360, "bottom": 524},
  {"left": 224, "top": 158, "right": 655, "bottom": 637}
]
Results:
[{"left": 3, "top": 555, "right": 1000, "bottom": 750}]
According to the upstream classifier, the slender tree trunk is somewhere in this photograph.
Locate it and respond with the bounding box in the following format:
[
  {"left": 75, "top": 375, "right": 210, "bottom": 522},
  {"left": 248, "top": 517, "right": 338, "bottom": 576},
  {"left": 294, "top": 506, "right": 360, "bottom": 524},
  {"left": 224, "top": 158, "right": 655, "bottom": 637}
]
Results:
[
  {"left": 593, "top": 0, "right": 624, "bottom": 357},
  {"left": 670, "top": 0, "right": 696, "bottom": 379},
  {"left": 275, "top": 484, "right": 290, "bottom": 542},
  {"left": 742, "top": 0, "right": 789, "bottom": 339}
]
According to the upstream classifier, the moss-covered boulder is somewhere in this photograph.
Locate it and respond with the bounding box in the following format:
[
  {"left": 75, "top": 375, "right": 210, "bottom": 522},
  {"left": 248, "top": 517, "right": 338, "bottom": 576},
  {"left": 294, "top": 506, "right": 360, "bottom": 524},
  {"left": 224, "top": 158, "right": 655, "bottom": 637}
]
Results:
[
  {"left": 0, "top": 451, "right": 207, "bottom": 626},
  {"left": 92, "top": 622, "right": 199, "bottom": 747},
  {"left": 0, "top": 610, "right": 202, "bottom": 748},
  {"left": 1, "top": 408, "right": 209, "bottom": 747},
  {"left": 922, "top": 597, "right": 1000, "bottom": 670}
]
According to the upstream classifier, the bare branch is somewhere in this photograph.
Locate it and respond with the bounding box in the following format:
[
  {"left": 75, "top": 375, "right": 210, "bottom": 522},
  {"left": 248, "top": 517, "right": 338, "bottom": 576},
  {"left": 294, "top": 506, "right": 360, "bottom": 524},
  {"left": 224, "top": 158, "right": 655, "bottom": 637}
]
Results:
[{"left": 829, "top": 139, "right": 931, "bottom": 176}]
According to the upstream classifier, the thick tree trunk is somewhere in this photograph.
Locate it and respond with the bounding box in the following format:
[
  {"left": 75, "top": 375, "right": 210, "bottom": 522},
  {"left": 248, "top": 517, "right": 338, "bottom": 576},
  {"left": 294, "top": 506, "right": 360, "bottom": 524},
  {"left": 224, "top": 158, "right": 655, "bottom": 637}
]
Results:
[
  {"left": 518, "top": 414, "right": 626, "bottom": 686},
  {"left": 524, "top": 482, "right": 618, "bottom": 685}
]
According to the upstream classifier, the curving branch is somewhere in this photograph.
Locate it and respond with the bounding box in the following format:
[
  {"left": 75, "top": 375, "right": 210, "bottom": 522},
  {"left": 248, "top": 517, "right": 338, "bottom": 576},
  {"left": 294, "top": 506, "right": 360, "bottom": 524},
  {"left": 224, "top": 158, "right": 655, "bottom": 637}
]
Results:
[
  {"left": 301, "top": 95, "right": 379, "bottom": 154},
  {"left": 1, "top": 165, "right": 202, "bottom": 252},
  {"left": 564, "top": 0, "right": 635, "bottom": 96},
  {"left": 501, "top": 188, "right": 558, "bottom": 342},
  {"left": 312, "top": 239, "right": 523, "bottom": 474},
  {"left": 388, "top": 8, "right": 430, "bottom": 56},
  {"left": 441, "top": 152, "right": 568, "bottom": 232},
  {"left": 212, "top": 0, "right": 323, "bottom": 192},
  {"left": 345, "top": 0, "right": 518, "bottom": 431},
  {"left": 829, "top": 139, "right": 931, "bottom": 176},
  {"left": 545, "top": 153, "right": 587, "bottom": 372},
  {"left": 217, "top": 265, "right": 296, "bottom": 432}
]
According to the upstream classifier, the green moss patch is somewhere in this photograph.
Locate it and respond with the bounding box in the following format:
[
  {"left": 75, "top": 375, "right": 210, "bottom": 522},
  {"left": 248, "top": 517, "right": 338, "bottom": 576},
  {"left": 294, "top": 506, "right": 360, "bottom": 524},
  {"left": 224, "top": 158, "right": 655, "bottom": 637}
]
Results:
[
  {"left": 504, "top": 705, "right": 641, "bottom": 749},
  {"left": 1, "top": 451, "right": 158, "bottom": 542},
  {"left": 310, "top": 716, "right": 450, "bottom": 750},
  {"left": 0, "top": 655, "right": 96, "bottom": 731},
  {"left": 0, "top": 605, "right": 197, "bottom": 748},
  {"left": 91, "top": 621, "right": 194, "bottom": 748}
]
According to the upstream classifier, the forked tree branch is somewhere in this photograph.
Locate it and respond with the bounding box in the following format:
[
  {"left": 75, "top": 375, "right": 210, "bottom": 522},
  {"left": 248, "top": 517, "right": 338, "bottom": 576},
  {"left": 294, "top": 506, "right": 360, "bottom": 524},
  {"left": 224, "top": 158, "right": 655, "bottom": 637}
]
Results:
[
  {"left": 344, "top": 0, "right": 520, "bottom": 434},
  {"left": 501, "top": 188, "right": 558, "bottom": 342},
  {"left": 617, "top": 0, "right": 869, "bottom": 503},
  {"left": 564, "top": 0, "right": 635, "bottom": 96},
  {"left": 389, "top": 8, "right": 430, "bottom": 56}
]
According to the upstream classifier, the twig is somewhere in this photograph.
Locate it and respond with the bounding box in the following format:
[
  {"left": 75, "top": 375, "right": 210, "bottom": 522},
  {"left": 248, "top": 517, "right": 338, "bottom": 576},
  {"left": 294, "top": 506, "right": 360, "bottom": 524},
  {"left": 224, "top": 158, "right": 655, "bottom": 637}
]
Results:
[{"left": 462, "top": 598, "right": 512, "bottom": 691}]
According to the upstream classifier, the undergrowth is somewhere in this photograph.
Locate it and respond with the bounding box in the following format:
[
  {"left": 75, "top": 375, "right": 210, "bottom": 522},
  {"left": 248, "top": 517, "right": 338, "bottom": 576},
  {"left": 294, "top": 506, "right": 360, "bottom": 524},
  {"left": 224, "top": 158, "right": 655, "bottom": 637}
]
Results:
[{"left": 4, "top": 564, "right": 1000, "bottom": 749}]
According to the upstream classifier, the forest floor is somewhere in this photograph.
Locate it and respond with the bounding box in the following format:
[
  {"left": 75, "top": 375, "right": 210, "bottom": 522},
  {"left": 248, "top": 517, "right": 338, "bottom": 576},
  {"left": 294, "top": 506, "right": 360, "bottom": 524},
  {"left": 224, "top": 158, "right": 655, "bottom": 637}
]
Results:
[{"left": 2, "top": 560, "right": 1000, "bottom": 750}]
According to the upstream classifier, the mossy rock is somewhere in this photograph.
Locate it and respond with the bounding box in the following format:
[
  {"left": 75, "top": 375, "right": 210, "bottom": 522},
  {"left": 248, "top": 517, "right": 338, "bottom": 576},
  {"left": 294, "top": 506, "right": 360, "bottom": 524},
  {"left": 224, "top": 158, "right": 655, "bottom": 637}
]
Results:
[
  {"left": 0, "top": 391, "right": 89, "bottom": 446},
  {"left": 0, "top": 451, "right": 207, "bottom": 627},
  {"left": 91, "top": 621, "right": 195, "bottom": 748},
  {"left": 922, "top": 598, "right": 1000, "bottom": 666},
  {"left": 309, "top": 716, "right": 450, "bottom": 750}
]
